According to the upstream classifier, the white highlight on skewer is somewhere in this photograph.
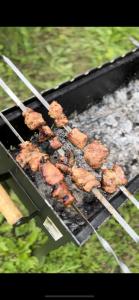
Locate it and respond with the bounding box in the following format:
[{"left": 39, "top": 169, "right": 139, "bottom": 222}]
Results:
[{"left": 120, "top": 185, "right": 139, "bottom": 209}]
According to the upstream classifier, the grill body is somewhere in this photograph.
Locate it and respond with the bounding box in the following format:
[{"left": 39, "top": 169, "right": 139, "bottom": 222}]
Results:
[{"left": 1, "top": 48, "right": 139, "bottom": 253}]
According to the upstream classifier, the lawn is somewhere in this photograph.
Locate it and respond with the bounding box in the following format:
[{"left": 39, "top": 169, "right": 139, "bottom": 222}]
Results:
[{"left": 0, "top": 27, "right": 139, "bottom": 273}]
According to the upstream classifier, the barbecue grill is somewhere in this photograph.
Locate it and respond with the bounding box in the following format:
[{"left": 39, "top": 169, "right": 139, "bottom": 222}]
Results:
[{"left": 0, "top": 48, "right": 139, "bottom": 261}]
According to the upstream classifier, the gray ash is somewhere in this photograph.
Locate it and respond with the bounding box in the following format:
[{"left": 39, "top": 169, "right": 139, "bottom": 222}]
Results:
[{"left": 69, "top": 79, "right": 139, "bottom": 181}]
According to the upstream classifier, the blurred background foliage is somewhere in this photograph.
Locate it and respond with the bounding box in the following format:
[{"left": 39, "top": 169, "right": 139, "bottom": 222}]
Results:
[{"left": 0, "top": 27, "right": 139, "bottom": 273}]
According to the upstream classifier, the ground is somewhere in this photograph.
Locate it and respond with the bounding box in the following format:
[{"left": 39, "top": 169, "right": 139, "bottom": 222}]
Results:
[{"left": 0, "top": 27, "right": 139, "bottom": 273}]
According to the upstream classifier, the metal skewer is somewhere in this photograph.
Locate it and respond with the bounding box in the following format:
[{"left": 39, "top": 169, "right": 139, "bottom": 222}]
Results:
[
  {"left": 72, "top": 203, "right": 130, "bottom": 273},
  {"left": 129, "top": 36, "right": 139, "bottom": 48},
  {"left": 0, "top": 111, "right": 130, "bottom": 273},
  {"left": 0, "top": 77, "right": 65, "bottom": 156},
  {"left": 0, "top": 59, "right": 139, "bottom": 243},
  {"left": 92, "top": 188, "right": 139, "bottom": 243},
  {"left": 119, "top": 185, "right": 139, "bottom": 209}
]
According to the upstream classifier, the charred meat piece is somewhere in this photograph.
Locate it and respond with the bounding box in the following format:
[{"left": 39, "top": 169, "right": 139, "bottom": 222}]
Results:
[
  {"left": 49, "top": 137, "right": 62, "bottom": 150},
  {"left": 102, "top": 169, "right": 117, "bottom": 193},
  {"left": 23, "top": 108, "right": 46, "bottom": 130},
  {"left": 40, "top": 161, "right": 64, "bottom": 185},
  {"left": 54, "top": 115, "right": 68, "bottom": 128},
  {"left": 38, "top": 125, "right": 54, "bottom": 142},
  {"left": 48, "top": 101, "right": 68, "bottom": 127},
  {"left": 28, "top": 152, "right": 48, "bottom": 172},
  {"left": 84, "top": 140, "right": 109, "bottom": 169},
  {"left": 16, "top": 142, "right": 38, "bottom": 168},
  {"left": 58, "top": 151, "right": 75, "bottom": 167},
  {"left": 113, "top": 165, "right": 128, "bottom": 186},
  {"left": 102, "top": 165, "right": 128, "bottom": 194},
  {"left": 56, "top": 163, "right": 72, "bottom": 174},
  {"left": 67, "top": 128, "right": 88, "bottom": 149},
  {"left": 52, "top": 181, "right": 75, "bottom": 206},
  {"left": 71, "top": 167, "right": 100, "bottom": 192},
  {"left": 16, "top": 141, "right": 49, "bottom": 171}
]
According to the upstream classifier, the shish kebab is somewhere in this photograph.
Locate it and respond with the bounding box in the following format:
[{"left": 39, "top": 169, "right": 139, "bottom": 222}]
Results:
[
  {"left": 0, "top": 80, "right": 139, "bottom": 246},
  {"left": 1, "top": 55, "right": 138, "bottom": 210},
  {"left": 0, "top": 112, "right": 130, "bottom": 273}
]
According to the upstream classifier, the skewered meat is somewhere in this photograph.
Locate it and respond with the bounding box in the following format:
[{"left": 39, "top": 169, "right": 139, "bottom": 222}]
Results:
[
  {"left": 113, "top": 165, "right": 128, "bottom": 186},
  {"left": 102, "top": 165, "right": 128, "bottom": 194},
  {"left": 23, "top": 108, "right": 46, "bottom": 130},
  {"left": 38, "top": 125, "right": 54, "bottom": 142},
  {"left": 48, "top": 101, "right": 68, "bottom": 127},
  {"left": 71, "top": 167, "right": 100, "bottom": 192},
  {"left": 49, "top": 137, "right": 62, "bottom": 150},
  {"left": 28, "top": 152, "right": 48, "bottom": 172},
  {"left": 16, "top": 142, "right": 37, "bottom": 168},
  {"left": 84, "top": 140, "right": 109, "bottom": 169},
  {"left": 56, "top": 163, "right": 72, "bottom": 174},
  {"left": 40, "top": 161, "right": 64, "bottom": 185},
  {"left": 67, "top": 128, "right": 88, "bottom": 149},
  {"left": 54, "top": 115, "right": 68, "bottom": 128},
  {"left": 58, "top": 151, "right": 75, "bottom": 167},
  {"left": 52, "top": 181, "right": 74, "bottom": 206},
  {"left": 16, "top": 141, "right": 49, "bottom": 171}
]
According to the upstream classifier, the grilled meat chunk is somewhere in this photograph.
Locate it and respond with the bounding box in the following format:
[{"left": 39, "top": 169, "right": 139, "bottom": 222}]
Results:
[
  {"left": 38, "top": 125, "right": 54, "bottom": 142},
  {"left": 54, "top": 115, "right": 68, "bottom": 128},
  {"left": 56, "top": 163, "right": 71, "bottom": 174},
  {"left": 113, "top": 165, "right": 128, "bottom": 186},
  {"left": 102, "top": 169, "right": 117, "bottom": 193},
  {"left": 23, "top": 108, "right": 46, "bottom": 130},
  {"left": 48, "top": 101, "right": 68, "bottom": 127},
  {"left": 67, "top": 128, "right": 88, "bottom": 149},
  {"left": 16, "top": 142, "right": 37, "bottom": 168},
  {"left": 71, "top": 167, "right": 100, "bottom": 192},
  {"left": 102, "top": 165, "right": 128, "bottom": 194},
  {"left": 16, "top": 141, "right": 49, "bottom": 171},
  {"left": 58, "top": 151, "right": 75, "bottom": 167},
  {"left": 52, "top": 181, "right": 74, "bottom": 206},
  {"left": 28, "top": 152, "right": 48, "bottom": 172},
  {"left": 40, "top": 161, "right": 64, "bottom": 185},
  {"left": 49, "top": 137, "right": 62, "bottom": 150},
  {"left": 84, "top": 140, "right": 109, "bottom": 169}
]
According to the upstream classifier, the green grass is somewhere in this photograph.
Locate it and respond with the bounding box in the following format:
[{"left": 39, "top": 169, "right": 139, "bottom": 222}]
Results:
[{"left": 0, "top": 27, "right": 139, "bottom": 273}]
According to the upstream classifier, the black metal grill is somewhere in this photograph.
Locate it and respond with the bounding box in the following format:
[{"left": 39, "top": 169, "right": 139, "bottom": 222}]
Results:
[{"left": 1, "top": 48, "right": 139, "bottom": 254}]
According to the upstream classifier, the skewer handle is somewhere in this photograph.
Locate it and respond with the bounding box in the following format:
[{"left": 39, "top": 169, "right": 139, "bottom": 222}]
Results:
[
  {"left": 92, "top": 188, "right": 139, "bottom": 243},
  {"left": 0, "top": 184, "right": 23, "bottom": 225}
]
